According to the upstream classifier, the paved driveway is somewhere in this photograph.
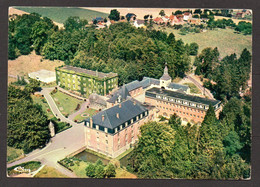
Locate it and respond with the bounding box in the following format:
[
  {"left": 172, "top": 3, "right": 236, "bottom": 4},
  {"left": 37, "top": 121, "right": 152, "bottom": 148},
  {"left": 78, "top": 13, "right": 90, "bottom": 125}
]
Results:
[{"left": 7, "top": 87, "right": 86, "bottom": 177}]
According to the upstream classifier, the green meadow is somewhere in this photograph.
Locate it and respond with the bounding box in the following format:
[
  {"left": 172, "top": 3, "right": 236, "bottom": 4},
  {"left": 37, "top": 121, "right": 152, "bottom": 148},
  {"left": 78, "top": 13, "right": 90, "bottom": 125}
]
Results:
[
  {"left": 14, "top": 7, "right": 109, "bottom": 23},
  {"left": 156, "top": 25, "right": 252, "bottom": 59}
]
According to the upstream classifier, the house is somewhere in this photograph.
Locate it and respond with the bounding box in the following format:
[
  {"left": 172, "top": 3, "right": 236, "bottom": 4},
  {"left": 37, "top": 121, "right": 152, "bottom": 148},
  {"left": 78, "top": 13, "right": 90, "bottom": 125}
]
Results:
[
  {"left": 55, "top": 65, "right": 118, "bottom": 97},
  {"left": 154, "top": 17, "right": 164, "bottom": 24},
  {"left": 161, "top": 16, "right": 170, "bottom": 23},
  {"left": 126, "top": 13, "right": 136, "bottom": 21},
  {"left": 188, "top": 18, "right": 201, "bottom": 25},
  {"left": 183, "top": 12, "right": 192, "bottom": 21},
  {"left": 134, "top": 19, "right": 145, "bottom": 28},
  {"left": 92, "top": 17, "right": 104, "bottom": 23},
  {"left": 84, "top": 99, "right": 153, "bottom": 158},
  {"left": 169, "top": 15, "right": 179, "bottom": 25}
]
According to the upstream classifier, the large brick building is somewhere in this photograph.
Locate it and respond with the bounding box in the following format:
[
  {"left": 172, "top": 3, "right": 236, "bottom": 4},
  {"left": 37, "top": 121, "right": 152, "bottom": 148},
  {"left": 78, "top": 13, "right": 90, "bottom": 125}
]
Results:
[
  {"left": 145, "top": 87, "right": 221, "bottom": 124},
  {"left": 55, "top": 65, "right": 118, "bottom": 97},
  {"left": 84, "top": 99, "right": 154, "bottom": 158}
]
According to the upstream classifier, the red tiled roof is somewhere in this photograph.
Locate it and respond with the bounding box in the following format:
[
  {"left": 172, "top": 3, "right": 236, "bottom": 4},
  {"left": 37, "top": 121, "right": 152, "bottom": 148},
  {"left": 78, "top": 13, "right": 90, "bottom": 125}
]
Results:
[{"left": 154, "top": 17, "right": 163, "bottom": 22}]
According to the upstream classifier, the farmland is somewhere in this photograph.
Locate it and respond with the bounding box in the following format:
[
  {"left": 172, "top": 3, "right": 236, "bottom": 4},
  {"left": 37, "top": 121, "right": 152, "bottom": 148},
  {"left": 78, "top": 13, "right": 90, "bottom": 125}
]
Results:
[
  {"left": 13, "top": 7, "right": 109, "bottom": 23},
  {"left": 155, "top": 25, "right": 252, "bottom": 59}
]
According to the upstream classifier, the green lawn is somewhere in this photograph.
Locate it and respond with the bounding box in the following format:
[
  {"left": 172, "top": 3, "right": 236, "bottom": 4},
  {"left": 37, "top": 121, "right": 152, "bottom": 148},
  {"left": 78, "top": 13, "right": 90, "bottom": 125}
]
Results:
[
  {"left": 184, "top": 83, "right": 201, "bottom": 94},
  {"left": 51, "top": 90, "right": 84, "bottom": 116},
  {"left": 74, "top": 108, "right": 99, "bottom": 122},
  {"left": 7, "top": 161, "right": 41, "bottom": 176},
  {"left": 34, "top": 166, "right": 69, "bottom": 178},
  {"left": 7, "top": 146, "right": 24, "bottom": 163},
  {"left": 14, "top": 7, "right": 109, "bottom": 23},
  {"left": 155, "top": 25, "right": 252, "bottom": 59},
  {"left": 32, "top": 95, "right": 54, "bottom": 119},
  {"left": 69, "top": 161, "right": 89, "bottom": 178}
]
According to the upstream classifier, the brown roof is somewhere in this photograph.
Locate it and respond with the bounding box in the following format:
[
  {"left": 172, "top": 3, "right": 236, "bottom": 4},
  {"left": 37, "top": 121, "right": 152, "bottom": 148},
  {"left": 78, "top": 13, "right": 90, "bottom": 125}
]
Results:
[{"left": 58, "top": 65, "right": 117, "bottom": 79}]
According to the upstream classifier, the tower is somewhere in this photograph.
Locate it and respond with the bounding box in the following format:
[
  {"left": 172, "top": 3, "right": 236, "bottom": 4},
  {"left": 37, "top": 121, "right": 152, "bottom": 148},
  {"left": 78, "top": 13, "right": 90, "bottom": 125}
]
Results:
[{"left": 160, "top": 63, "right": 172, "bottom": 88}]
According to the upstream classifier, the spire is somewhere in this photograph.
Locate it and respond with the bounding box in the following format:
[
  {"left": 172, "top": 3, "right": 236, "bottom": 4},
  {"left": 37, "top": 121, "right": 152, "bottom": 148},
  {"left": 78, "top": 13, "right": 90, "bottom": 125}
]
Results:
[{"left": 160, "top": 63, "right": 171, "bottom": 81}]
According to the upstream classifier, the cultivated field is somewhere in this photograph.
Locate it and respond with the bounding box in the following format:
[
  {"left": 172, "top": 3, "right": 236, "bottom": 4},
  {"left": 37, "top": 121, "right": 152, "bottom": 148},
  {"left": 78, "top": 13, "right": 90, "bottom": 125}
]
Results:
[
  {"left": 156, "top": 26, "right": 252, "bottom": 58},
  {"left": 8, "top": 51, "right": 64, "bottom": 81},
  {"left": 13, "top": 6, "right": 109, "bottom": 23},
  {"left": 9, "top": 7, "right": 64, "bottom": 29}
]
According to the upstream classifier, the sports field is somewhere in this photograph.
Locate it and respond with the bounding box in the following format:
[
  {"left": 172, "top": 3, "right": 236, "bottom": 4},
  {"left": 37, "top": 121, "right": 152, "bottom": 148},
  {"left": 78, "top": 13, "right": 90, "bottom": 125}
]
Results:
[{"left": 13, "top": 7, "right": 109, "bottom": 23}]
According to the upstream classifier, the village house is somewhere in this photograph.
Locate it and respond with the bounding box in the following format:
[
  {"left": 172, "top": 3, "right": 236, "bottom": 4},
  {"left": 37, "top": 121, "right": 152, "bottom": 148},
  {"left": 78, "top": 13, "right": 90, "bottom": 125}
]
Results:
[
  {"left": 84, "top": 99, "right": 155, "bottom": 158},
  {"left": 183, "top": 12, "right": 192, "bottom": 21},
  {"left": 154, "top": 17, "right": 164, "bottom": 25},
  {"left": 92, "top": 17, "right": 104, "bottom": 23},
  {"left": 133, "top": 19, "right": 146, "bottom": 28},
  {"left": 126, "top": 13, "right": 136, "bottom": 21}
]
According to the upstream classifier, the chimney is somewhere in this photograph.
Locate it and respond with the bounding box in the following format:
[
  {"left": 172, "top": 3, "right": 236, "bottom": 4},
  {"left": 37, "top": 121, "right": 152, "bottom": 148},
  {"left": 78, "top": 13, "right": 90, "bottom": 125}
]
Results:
[
  {"left": 102, "top": 115, "right": 105, "bottom": 121},
  {"left": 116, "top": 113, "right": 119, "bottom": 119},
  {"left": 119, "top": 103, "right": 121, "bottom": 108},
  {"left": 90, "top": 118, "right": 93, "bottom": 128}
]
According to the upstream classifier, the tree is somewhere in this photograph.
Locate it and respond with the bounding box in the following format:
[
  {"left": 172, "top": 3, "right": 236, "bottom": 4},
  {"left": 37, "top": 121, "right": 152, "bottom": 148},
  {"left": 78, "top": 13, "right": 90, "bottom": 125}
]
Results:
[
  {"left": 223, "top": 131, "right": 243, "bottom": 156},
  {"left": 25, "top": 78, "right": 41, "bottom": 94},
  {"left": 104, "top": 163, "right": 116, "bottom": 178},
  {"left": 95, "top": 159, "right": 104, "bottom": 166},
  {"left": 94, "top": 165, "right": 105, "bottom": 178},
  {"left": 108, "top": 9, "right": 120, "bottom": 21},
  {"left": 64, "top": 16, "right": 88, "bottom": 32},
  {"left": 8, "top": 86, "right": 50, "bottom": 153},
  {"left": 159, "top": 10, "right": 165, "bottom": 17},
  {"left": 174, "top": 10, "right": 183, "bottom": 15},
  {"left": 130, "top": 121, "right": 175, "bottom": 178},
  {"left": 189, "top": 42, "right": 199, "bottom": 56},
  {"left": 194, "top": 9, "right": 202, "bottom": 14},
  {"left": 85, "top": 163, "right": 96, "bottom": 177}
]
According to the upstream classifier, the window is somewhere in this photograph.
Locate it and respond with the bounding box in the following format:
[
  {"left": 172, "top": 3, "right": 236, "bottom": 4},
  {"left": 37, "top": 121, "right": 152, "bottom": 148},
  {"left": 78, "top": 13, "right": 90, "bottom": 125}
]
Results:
[
  {"left": 86, "top": 122, "right": 89, "bottom": 127},
  {"left": 125, "top": 122, "right": 128, "bottom": 127},
  {"left": 105, "top": 128, "right": 108, "bottom": 133},
  {"left": 131, "top": 119, "right": 134, "bottom": 123},
  {"left": 96, "top": 125, "right": 99, "bottom": 130}
]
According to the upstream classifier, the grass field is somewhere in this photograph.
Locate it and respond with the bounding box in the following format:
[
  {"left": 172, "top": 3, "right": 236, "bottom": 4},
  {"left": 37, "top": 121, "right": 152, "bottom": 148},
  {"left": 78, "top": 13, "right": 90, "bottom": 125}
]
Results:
[
  {"left": 51, "top": 90, "right": 84, "bottom": 116},
  {"left": 34, "top": 166, "right": 69, "bottom": 178},
  {"left": 14, "top": 7, "right": 109, "bottom": 23},
  {"left": 32, "top": 95, "right": 54, "bottom": 119},
  {"left": 155, "top": 25, "right": 252, "bottom": 59},
  {"left": 73, "top": 108, "right": 98, "bottom": 122},
  {"left": 7, "top": 146, "right": 24, "bottom": 163}
]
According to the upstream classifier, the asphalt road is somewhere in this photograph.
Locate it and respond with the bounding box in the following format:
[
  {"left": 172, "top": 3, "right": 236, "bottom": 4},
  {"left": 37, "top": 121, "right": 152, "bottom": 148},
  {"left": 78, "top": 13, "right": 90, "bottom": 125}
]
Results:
[{"left": 7, "top": 87, "right": 86, "bottom": 178}]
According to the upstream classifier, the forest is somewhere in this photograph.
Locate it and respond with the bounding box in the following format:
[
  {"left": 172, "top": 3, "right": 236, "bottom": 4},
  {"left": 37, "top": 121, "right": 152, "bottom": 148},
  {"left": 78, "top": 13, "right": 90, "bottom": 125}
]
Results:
[
  {"left": 8, "top": 13, "right": 197, "bottom": 86},
  {"left": 129, "top": 98, "right": 251, "bottom": 179}
]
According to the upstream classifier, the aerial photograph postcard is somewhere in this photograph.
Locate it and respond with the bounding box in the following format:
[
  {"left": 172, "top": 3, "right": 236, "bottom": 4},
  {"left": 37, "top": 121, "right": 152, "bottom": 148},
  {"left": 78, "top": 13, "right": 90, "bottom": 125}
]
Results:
[{"left": 7, "top": 7, "right": 252, "bottom": 179}]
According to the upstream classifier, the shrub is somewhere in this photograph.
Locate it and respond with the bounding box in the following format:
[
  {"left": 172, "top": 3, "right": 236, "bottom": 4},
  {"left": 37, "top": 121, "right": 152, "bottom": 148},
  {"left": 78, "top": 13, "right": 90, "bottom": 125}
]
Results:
[
  {"left": 94, "top": 165, "right": 105, "bottom": 178},
  {"left": 86, "top": 163, "right": 96, "bottom": 177},
  {"left": 104, "top": 163, "right": 116, "bottom": 178}
]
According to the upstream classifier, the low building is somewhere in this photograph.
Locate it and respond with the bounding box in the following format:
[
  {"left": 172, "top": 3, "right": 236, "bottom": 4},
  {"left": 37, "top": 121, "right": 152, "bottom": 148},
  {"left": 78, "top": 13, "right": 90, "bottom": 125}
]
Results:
[
  {"left": 134, "top": 19, "right": 145, "bottom": 28},
  {"left": 55, "top": 65, "right": 118, "bottom": 97},
  {"left": 92, "top": 17, "right": 104, "bottom": 23},
  {"left": 126, "top": 13, "right": 136, "bottom": 21},
  {"left": 84, "top": 99, "right": 152, "bottom": 158},
  {"left": 28, "top": 69, "right": 56, "bottom": 83},
  {"left": 145, "top": 87, "right": 221, "bottom": 124},
  {"left": 183, "top": 12, "right": 192, "bottom": 21}
]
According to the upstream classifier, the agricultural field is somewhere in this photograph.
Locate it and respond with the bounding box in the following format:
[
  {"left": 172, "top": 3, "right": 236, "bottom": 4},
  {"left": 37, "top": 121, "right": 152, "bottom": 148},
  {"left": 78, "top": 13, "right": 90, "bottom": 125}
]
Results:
[
  {"left": 14, "top": 7, "right": 109, "bottom": 24},
  {"left": 34, "top": 166, "right": 68, "bottom": 178},
  {"left": 155, "top": 25, "right": 252, "bottom": 59},
  {"left": 51, "top": 90, "right": 84, "bottom": 116}
]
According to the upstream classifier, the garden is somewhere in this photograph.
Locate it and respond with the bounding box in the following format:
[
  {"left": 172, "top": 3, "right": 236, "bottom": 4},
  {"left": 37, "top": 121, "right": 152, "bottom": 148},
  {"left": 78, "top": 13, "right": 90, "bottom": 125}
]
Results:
[
  {"left": 7, "top": 161, "right": 41, "bottom": 177},
  {"left": 51, "top": 90, "right": 84, "bottom": 117}
]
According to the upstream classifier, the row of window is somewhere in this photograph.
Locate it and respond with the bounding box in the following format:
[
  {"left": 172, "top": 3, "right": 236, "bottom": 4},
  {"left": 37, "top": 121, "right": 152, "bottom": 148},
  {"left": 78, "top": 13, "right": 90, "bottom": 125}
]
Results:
[
  {"left": 157, "top": 101, "right": 205, "bottom": 114},
  {"left": 156, "top": 94, "right": 209, "bottom": 110},
  {"left": 159, "top": 106, "right": 204, "bottom": 119}
]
